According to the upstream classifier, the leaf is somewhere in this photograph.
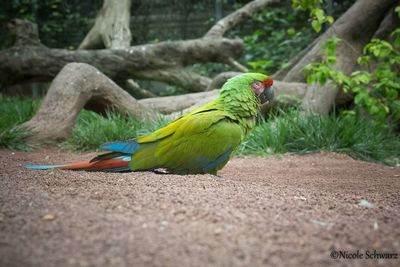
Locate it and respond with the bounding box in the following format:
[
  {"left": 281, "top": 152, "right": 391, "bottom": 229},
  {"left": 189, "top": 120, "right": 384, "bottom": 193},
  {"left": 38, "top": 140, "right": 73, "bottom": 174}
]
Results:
[
  {"left": 254, "top": 29, "right": 265, "bottom": 36},
  {"left": 319, "top": 73, "right": 327, "bottom": 85},
  {"left": 326, "top": 56, "right": 336, "bottom": 64},
  {"left": 369, "top": 105, "right": 381, "bottom": 115},
  {"left": 391, "top": 29, "right": 400, "bottom": 48},
  {"left": 287, "top": 28, "right": 296, "bottom": 36},
  {"left": 313, "top": 8, "right": 325, "bottom": 22},
  {"left": 395, "top": 6, "right": 400, "bottom": 17},
  {"left": 306, "top": 75, "right": 315, "bottom": 85},
  {"left": 311, "top": 20, "right": 322, "bottom": 33},
  {"left": 357, "top": 56, "right": 370, "bottom": 65},
  {"left": 326, "top": 16, "right": 334, "bottom": 24}
]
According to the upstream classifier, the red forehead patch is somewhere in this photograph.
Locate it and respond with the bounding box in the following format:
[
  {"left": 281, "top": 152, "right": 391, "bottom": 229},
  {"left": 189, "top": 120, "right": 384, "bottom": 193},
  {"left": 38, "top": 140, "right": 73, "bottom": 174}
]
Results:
[{"left": 262, "top": 77, "right": 273, "bottom": 87}]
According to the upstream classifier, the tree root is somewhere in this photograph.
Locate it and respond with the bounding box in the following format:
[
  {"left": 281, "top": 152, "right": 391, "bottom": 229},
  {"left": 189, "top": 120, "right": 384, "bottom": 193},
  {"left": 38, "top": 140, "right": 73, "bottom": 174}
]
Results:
[{"left": 22, "top": 63, "right": 158, "bottom": 142}]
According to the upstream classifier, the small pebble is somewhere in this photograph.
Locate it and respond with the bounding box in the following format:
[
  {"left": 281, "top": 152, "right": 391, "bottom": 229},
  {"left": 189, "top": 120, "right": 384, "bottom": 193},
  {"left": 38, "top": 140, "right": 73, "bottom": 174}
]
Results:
[
  {"left": 42, "top": 214, "right": 56, "bottom": 221},
  {"left": 214, "top": 228, "right": 222, "bottom": 235}
]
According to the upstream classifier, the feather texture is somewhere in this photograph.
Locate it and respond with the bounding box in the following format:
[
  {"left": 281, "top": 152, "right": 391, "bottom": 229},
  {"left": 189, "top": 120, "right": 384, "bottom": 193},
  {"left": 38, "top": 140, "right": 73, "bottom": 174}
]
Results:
[{"left": 25, "top": 155, "right": 131, "bottom": 172}]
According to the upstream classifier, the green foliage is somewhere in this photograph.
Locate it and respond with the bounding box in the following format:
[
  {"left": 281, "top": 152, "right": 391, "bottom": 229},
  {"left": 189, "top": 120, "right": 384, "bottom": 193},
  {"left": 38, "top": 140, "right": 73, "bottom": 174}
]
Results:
[
  {"left": 305, "top": 30, "right": 400, "bottom": 125},
  {"left": 292, "top": 0, "right": 334, "bottom": 32},
  {"left": 304, "top": 37, "right": 342, "bottom": 85},
  {"left": 239, "top": 108, "right": 400, "bottom": 165},
  {"left": 242, "top": 6, "right": 317, "bottom": 74},
  {"left": 1, "top": 0, "right": 101, "bottom": 48},
  {"left": 0, "top": 97, "right": 39, "bottom": 150},
  {"left": 63, "top": 110, "right": 169, "bottom": 151},
  {"left": 241, "top": 0, "right": 353, "bottom": 75}
]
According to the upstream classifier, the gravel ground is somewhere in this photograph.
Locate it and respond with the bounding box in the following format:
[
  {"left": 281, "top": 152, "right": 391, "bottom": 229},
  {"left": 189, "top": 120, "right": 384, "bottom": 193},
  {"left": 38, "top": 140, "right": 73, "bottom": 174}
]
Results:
[{"left": 0, "top": 148, "right": 399, "bottom": 267}]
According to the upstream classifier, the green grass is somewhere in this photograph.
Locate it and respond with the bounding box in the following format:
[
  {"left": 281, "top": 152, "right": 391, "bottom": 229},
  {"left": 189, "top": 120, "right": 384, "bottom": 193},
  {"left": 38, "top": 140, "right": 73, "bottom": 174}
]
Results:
[
  {"left": 1, "top": 97, "right": 399, "bottom": 165},
  {"left": 0, "top": 96, "right": 169, "bottom": 151},
  {"left": 239, "top": 109, "right": 400, "bottom": 165},
  {"left": 0, "top": 96, "right": 40, "bottom": 150},
  {"left": 63, "top": 110, "right": 169, "bottom": 151}
]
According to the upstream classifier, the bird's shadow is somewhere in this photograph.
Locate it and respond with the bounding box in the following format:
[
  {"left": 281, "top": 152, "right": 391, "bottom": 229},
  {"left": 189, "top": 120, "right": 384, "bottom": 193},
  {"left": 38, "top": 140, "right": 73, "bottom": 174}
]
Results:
[{"left": 150, "top": 169, "right": 224, "bottom": 179}]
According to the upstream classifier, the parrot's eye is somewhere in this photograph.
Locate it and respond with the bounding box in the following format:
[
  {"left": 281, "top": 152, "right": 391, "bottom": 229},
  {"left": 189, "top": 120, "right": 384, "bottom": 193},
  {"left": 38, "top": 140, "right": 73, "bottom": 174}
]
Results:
[{"left": 251, "top": 81, "right": 264, "bottom": 95}]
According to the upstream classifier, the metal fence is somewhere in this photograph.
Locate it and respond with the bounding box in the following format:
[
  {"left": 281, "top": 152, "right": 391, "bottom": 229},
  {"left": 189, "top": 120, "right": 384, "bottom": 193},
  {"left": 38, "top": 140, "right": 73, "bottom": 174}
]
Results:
[{"left": 1, "top": 0, "right": 246, "bottom": 49}]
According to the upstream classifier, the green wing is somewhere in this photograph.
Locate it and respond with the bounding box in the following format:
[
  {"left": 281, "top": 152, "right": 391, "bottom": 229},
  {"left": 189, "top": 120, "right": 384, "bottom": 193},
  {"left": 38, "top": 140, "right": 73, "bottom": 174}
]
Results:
[
  {"left": 131, "top": 105, "right": 245, "bottom": 174},
  {"left": 136, "top": 102, "right": 221, "bottom": 143}
]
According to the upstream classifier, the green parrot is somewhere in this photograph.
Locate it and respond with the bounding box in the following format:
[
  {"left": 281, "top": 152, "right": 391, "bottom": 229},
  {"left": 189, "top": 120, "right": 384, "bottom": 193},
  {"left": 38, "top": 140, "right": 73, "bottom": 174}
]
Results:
[{"left": 25, "top": 73, "right": 274, "bottom": 175}]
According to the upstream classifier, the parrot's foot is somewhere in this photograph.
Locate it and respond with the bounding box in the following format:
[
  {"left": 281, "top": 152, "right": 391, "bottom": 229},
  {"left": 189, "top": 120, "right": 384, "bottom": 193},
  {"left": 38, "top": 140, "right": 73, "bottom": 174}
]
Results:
[{"left": 152, "top": 168, "right": 169, "bottom": 175}]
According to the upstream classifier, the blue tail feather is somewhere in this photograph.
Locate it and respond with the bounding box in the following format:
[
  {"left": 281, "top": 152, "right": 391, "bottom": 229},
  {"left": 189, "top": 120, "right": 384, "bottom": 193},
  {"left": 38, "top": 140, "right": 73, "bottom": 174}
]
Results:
[
  {"left": 115, "top": 155, "right": 132, "bottom": 161},
  {"left": 25, "top": 143, "right": 137, "bottom": 172},
  {"left": 99, "top": 141, "right": 140, "bottom": 154},
  {"left": 24, "top": 164, "right": 64, "bottom": 170},
  {"left": 25, "top": 155, "right": 132, "bottom": 172}
]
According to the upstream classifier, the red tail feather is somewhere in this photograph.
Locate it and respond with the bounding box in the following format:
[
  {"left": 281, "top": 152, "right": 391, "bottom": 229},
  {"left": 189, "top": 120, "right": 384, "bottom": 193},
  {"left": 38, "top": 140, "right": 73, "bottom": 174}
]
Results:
[{"left": 59, "top": 158, "right": 130, "bottom": 171}]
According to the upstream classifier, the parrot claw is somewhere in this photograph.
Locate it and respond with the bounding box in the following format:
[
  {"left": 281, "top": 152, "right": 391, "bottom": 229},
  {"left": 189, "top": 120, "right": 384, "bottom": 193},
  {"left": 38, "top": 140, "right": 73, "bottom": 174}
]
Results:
[{"left": 152, "top": 169, "right": 169, "bottom": 175}]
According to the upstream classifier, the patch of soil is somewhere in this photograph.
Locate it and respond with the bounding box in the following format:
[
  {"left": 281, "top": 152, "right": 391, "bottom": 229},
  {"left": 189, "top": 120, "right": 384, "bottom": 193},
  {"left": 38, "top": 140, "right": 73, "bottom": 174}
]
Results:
[{"left": 0, "top": 148, "right": 399, "bottom": 267}]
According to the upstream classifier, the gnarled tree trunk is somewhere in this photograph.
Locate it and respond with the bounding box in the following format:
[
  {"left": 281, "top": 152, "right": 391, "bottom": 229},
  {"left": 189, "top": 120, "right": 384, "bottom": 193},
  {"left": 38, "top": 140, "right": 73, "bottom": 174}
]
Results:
[
  {"left": 0, "top": 22, "right": 241, "bottom": 90},
  {"left": 79, "top": 0, "right": 132, "bottom": 49},
  {"left": 21, "top": 63, "right": 157, "bottom": 142}
]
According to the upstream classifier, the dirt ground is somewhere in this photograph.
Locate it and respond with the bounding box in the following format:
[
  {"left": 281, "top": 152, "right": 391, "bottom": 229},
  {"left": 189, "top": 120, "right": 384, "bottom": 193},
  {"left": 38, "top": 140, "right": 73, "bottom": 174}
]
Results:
[{"left": 0, "top": 148, "right": 399, "bottom": 267}]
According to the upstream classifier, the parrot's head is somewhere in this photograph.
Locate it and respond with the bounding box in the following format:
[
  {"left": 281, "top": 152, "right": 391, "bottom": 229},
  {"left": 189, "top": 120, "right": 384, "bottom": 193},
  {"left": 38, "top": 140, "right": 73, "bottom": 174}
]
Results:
[
  {"left": 222, "top": 73, "right": 274, "bottom": 104},
  {"left": 219, "top": 73, "right": 274, "bottom": 117},
  {"left": 247, "top": 73, "right": 274, "bottom": 104},
  {"left": 223, "top": 73, "right": 274, "bottom": 104}
]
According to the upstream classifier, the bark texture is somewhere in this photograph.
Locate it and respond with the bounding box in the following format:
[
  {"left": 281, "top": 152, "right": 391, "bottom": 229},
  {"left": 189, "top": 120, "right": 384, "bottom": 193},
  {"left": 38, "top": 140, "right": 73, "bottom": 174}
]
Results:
[
  {"left": 7, "top": 18, "right": 42, "bottom": 47},
  {"left": 79, "top": 0, "right": 132, "bottom": 49},
  {"left": 140, "top": 90, "right": 219, "bottom": 116},
  {"left": 205, "top": 0, "right": 280, "bottom": 38},
  {"left": 0, "top": 0, "right": 281, "bottom": 92},
  {"left": 125, "top": 79, "right": 156, "bottom": 99},
  {"left": 134, "top": 69, "right": 212, "bottom": 93},
  {"left": 0, "top": 33, "right": 242, "bottom": 89},
  {"left": 22, "top": 63, "right": 157, "bottom": 142}
]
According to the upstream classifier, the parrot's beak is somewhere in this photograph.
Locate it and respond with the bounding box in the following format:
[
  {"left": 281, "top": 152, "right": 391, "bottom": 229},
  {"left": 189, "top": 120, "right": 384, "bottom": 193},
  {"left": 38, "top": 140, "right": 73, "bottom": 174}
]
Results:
[{"left": 259, "top": 86, "right": 274, "bottom": 104}]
